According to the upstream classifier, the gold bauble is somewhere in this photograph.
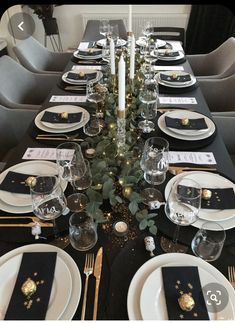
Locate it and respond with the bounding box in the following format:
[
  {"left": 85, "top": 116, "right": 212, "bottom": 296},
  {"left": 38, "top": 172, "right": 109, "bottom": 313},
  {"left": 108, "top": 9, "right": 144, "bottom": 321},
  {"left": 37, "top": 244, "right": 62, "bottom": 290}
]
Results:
[
  {"left": 172, "top": 73, "right": 178, "bottom": 79},
  {"left": 122, "top": 186, "right": 133, "bottom": 198},
  {"left": 25, "top": 176, "right": 37, "bottom": 187},
  {"left": 61, "top": 112, "right": 68, "bottom": 119},
  {"left": 21, "top": 278, "right": 37, "bottom": 297},
  {"left": 108, "top": 122, "right": 116, "bottom": 130},
  {"left": 178, "top": 293, "right": 195, "bottom": 311},
  {"left": 181, "top": 118, "right": 190, "bottom": 126},
  {"left": 79, "top": 71, "right": 85, "bottom": 77},
  {"left": 202, "top": 189, "right": 212, "bottom": 200}
]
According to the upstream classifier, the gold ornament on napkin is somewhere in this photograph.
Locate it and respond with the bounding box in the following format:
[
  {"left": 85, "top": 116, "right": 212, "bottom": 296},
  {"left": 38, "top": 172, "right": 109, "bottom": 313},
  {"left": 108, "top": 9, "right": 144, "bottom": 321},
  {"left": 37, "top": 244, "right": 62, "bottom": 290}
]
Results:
[
  {"left": 21, "top": 278, "right": 37, "bottom": 298},
  {"left": 178, "top": 293, "right": 195, "bottom": 311},
  {"left": 25, "top": 176, "right": 37, "bottom": 188},
  {"left": 202, "top": 189, "right": 212, "bottom": 200},
  {"left": 181, "top": 118, "right": 190, "bottom": 126},
  {"left": 60, "top": 112, "right": 68, "bottom": 119}
]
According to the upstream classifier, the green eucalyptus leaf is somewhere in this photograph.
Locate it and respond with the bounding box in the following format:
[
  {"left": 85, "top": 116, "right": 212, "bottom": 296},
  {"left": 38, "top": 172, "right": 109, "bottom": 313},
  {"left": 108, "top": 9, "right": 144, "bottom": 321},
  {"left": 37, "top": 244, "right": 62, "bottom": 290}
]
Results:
[
  {"left": 139, "top": 219, "right": 148, "bottom": 230},
  {"left": 129, "top": 200, "right": 139, "bottom": 215},
  {"left": 86, "top": 188, "right": 103, "bottom": 203},
  {"left": 149, "top": 225, "right": 158, "bottom": 235},
  {"left": 147, "top": 219, "right": 155, "bottom": 227},
  {"left": 115, "top": 195, "right": 122, "bottom": 203},
  {"left": 147, "top": 213, "right": 158, "bottom": 219},
  {"left": 102, "top": 178, "right": 114, "bottom": 199}
]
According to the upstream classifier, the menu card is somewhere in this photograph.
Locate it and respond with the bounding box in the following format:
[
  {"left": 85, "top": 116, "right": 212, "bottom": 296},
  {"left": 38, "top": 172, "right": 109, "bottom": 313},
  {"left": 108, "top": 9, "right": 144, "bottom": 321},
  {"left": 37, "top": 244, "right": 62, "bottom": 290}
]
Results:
[
  {"left": 22, "top": 148, "right": 74, "bottom": 161},
  {"left": 49, "top": 95, "right": 87, "bottom": 103},
  {"left": 159, "top": 97, "right": 198, "bottom": 105},
  {"left": 168, "top": 151, "right": 217, "bottom": 165}
]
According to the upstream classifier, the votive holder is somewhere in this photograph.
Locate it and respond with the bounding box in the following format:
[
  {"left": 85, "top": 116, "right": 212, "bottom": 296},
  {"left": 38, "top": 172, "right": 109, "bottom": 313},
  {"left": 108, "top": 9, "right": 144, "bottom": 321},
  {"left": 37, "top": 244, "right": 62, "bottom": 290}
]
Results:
[{"left": 113, "top": 221, "right": 129, "bottom": 237}]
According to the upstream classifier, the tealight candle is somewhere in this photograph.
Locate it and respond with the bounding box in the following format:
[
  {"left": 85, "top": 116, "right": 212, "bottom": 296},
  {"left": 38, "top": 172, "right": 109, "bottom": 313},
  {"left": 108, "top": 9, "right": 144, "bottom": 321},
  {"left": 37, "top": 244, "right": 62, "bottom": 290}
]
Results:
[
  {"left": 85, "top": 148, "right": 96, "bottom": 158},
  {"left": 113, "top": 221, "right": 128, "bottom": 236}
]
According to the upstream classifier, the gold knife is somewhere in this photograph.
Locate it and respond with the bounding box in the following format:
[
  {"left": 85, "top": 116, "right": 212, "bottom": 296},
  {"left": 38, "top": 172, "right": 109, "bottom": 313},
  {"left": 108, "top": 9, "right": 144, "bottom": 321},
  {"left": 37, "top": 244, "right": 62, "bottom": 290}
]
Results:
[
  {"left": 0, "top": 216, "right": 53, "bottom": 227},
  {"left": 93, "top": 247, "right": 103, "bottom": 320}
]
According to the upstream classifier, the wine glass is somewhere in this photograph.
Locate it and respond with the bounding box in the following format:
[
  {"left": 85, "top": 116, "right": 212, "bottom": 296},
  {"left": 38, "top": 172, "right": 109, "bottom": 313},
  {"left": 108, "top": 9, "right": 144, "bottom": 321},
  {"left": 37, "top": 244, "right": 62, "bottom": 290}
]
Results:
[
  {"left": 56, "top": 142, "right": 88, "bottom": 212},
  {"left": 142, "top": 21, "right": 153, "bottom": 40},
  {"left": 140, "top": 137, "right": 169, "bottom": 207},
  {"left": 30, "top": 175, "right": 68, "bottom": 247},
  {"left": 99, "top": 20, "right": 110, "bottom": 39},
  {"left": 87, "top": 81, "right": 104, "bottom": 118},
  {"left": 161, "top": 176, "right": 202, "bottom": 253},
  {"left": 138, "top": 82, "right": 158, "bottom": 133}
]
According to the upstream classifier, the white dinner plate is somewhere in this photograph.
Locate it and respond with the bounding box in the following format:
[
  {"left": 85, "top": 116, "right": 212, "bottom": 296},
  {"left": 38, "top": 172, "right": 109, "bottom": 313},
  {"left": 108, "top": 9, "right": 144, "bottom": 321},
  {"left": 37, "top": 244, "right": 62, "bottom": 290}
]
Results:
[
  {"left": 73, "top": 50, "right": 102, "bottom": 60},
  {"left": 62, "top": 70, "right": 102, "bottom": 85},
  {"left": 165, "top": 171, "right": 235, "bottom": 223},
  {"left": 136, "top": 37, "right": 166, "bottom": 48},
  {"left": 164, "top": 110, "right": 212, "bottom": 137},
  {"left": 35, "top": 106, "right": 90, "bottom": 134},
  {"left": 0, "top": 244, "right": 81, "bottom": 320},
  {"left": 140, "top": 262, "right": 234, "bottom": 320},
  {"left": 40, "top": 105, "right": 87, "bottom": 130},
  {"left": 96, "top": 38, "right": 127, "bottom": 47},
  {"left": 127, "top": 253, "right": 235, "bottom": 320},
  {"left": 157, "top": 50, "right": 185, "bottom": 61},
  {"left": 156, "top": 71, "right": 196, "bottom": 88},
  {"left": 0, "top": 160, "right": 67, "bottom": 208},
  {"left": 158, "top": 111, "right": 216, "bottom": 141},
  {"left": 0, "top": 253, "right": 72, "bottom": 320}
]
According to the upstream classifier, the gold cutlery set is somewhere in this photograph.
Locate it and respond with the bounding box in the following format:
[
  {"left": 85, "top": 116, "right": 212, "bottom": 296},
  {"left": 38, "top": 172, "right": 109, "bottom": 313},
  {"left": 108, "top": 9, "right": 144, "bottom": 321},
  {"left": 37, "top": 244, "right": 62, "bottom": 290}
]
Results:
[
  {"left": 168, "top": 165, "right": 217, "bottom": 175},
  {"left": 36, "top": 133, "right": 84, "bottom": 142},
  {"left": 81, "top": 247, "right": 103, "bottom": 320},
  {"left": 0, "top": 216, "right": 53, "bottom": 228}
]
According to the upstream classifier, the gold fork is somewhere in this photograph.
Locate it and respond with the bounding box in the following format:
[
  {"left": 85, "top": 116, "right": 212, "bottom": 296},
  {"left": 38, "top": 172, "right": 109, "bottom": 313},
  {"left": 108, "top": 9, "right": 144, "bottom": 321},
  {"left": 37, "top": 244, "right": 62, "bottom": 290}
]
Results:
[
  {"left": 168, "top": 166, "right": 217, "bottom": 175},
  {"left": 36, "top": 133, "right": 84, "bottom": 142},
  {"left": 81, "top": 253, "right": 94, "bottom": 320},
  {"left": 228, "top": 266, "right": 235, "bottom": 289}
]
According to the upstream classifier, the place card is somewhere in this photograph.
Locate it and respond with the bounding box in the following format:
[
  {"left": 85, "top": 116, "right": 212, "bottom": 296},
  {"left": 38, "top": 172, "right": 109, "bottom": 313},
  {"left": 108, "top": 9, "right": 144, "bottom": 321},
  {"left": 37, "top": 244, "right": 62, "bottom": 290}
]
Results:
[
  {"left": 49, "top": 95, "right": 87, "bottom": 103},
  {"left": 22, "top": 148, "right": 74, "bottom": 161},
  {"left": 159, "top": 97, "right": 197, "bottom": 105},
  {"left": 72, "top": 65, "right": 102, "bottom": 71},
  {"left": 153, "top": 66, "right": 184, "bottom": 71},
  {"left": 168, "top": 151, "right": 217, "bottom": 165}
]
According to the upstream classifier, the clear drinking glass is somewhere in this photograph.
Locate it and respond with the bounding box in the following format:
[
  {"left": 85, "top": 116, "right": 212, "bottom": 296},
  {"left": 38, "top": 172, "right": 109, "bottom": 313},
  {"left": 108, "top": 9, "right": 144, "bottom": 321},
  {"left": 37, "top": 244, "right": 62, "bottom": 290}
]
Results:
[
  {"left": 83, "top": 115, "right": 101, "bottom": 137},
  {"left": 140, "top": 137, "right": 169, "bottom": 206},
  {"left": 161, "top": 177, "right": 202, "bottom": 253},
  {"left": 69, "top": 212, "right": 98, "bottom": 251},
  {"left": 73, "top": 159, "right": 92, "bottom": 190},
  {"left": 191, "top": 221, "right": 226, "bottom": 262},
  {"left": 56, "top": 142, "right": 88, "bottom": 212},
  {"left": 99, "top": 20, "right": 110, "bottom": 38}
]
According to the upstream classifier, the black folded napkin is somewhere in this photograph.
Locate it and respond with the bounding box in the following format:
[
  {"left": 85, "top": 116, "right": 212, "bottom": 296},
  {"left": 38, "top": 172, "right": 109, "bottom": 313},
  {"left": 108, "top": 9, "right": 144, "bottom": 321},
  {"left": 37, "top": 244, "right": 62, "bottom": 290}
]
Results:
[
  {"left": 66, "top": 71, "right": 97, "bottom": 81},
  {"left": 178, "top": 184, "right": 235, "bottom": 209},
  {"left": 4, "top": 252, "right": 57, "bottom": 320},
  {"left": 165, "top": 116, "right": 208, "bottom": 130},
  {"left": 78, "top": 49, "right": 102, "bottom": 56},
  {"left": 0, "top": 171, "right": 56, "bottom": 194},
  {"left": 41, "top": 111, "right": 83, "bottom": 124},
  {"left": 159, "top": 51, "right": 180, "bottom": 57},
  {"left": 160, "top": 73, "right": 191, "bottom": 83},
  {"left": 162, "top": 266, "right": 209, "bottom": 320}
]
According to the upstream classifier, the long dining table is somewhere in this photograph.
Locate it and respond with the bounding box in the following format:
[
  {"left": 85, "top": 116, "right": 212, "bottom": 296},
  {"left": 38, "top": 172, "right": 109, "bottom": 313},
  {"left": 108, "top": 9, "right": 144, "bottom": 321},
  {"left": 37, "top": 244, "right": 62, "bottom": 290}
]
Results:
[{"left": 0, "top": 21, "right": 235, "bottom": 320}]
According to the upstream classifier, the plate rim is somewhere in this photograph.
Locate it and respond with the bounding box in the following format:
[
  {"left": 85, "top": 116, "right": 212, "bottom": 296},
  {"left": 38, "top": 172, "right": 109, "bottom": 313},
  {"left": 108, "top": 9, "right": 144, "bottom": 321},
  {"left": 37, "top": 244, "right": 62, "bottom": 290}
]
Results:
[
  {"left": 127, "top": 253, "right": 235, "bottom": 320},
  {"left": 0, "top": 243, "right": 81, "bottom": 320},
  {"left": 158, "top": 110, "right": 216, "bottom": 141},
  {"left": 62, "top": 70, "right": 102, "bottom": 85},
  {"left": 0, "top": 160, "right": 67, "bottom": 208}
]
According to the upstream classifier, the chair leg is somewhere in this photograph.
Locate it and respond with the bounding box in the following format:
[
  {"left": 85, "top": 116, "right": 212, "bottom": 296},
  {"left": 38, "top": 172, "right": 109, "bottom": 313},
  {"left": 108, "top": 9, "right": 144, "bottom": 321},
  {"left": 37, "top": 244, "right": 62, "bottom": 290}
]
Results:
[{"left": 49, "top": 36, "right": 56, "bottom": 51}]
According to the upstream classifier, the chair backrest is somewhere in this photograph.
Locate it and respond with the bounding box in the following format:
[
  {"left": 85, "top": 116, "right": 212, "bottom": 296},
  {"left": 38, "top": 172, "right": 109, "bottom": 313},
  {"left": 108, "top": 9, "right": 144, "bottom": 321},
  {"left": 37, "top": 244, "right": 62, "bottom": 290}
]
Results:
[
  {"left": 0, "top": 105, "right": 37, "bottom": 159},
  {"left": 151, "top": 27, "right": 186, "bottom": 49},
  {"left": 0, "top": 55, "right": 39, "bottom": 106},
  {"left": 13, "top": 37, "right": 52, "bottom": 73}
]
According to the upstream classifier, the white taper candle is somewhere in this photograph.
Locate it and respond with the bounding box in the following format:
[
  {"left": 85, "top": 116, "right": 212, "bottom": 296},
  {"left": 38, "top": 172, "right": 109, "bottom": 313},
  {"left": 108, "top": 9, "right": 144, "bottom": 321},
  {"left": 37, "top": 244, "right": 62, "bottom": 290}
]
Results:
[
  {"left": 110, "top": 38, "right": 115, "bottom": 75},
  {"left": 128, "top": 5, "right": 132, "bottom": 32},
  {"left": 118, "top": 55, "right": 126, "bottom": 111},
  {"left": 130, "top": 34, "right": 135, "bottom": 79}
]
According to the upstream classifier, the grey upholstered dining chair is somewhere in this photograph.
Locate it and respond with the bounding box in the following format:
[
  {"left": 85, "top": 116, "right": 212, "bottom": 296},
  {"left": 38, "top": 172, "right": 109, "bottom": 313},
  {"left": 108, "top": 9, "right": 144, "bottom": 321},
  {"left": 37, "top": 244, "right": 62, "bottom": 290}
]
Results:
[
  {"left": 0, "top": 105, "right": 37, "bottom": 161},
  {"left": 198, "top": 74, "right": 235, "bottom": 112},
  {"left": 211, "top": 112, "right": 235, "bottom": 166},
  {"left": 151, "top": 27, "right": 186, "bottom": 49},
  {"left": 187, "top": 37, "right": 235, "bottom": 79},
  {"left": 13, "top": 37, "right": 71, "bottom": 74},
  {"left": 0, "top": 55, "right": 60, "bottom": 110}
]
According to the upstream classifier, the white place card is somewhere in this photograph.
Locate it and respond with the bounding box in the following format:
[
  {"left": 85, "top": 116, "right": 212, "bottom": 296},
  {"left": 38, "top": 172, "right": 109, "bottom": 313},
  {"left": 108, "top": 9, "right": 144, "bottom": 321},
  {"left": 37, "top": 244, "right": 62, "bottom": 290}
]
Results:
[
  {"left": 169, "top": 151, "right": 217, "bottom": 165},
  {"left": 22, "top": 148, "right": 74, "bottom": 161},
  {"left": 72, "top": 65, "right": 102, "bottom": 71},
  {"left": 159, "top": 97, "right": 198, "bottom": 105},
  {"left": 49, "top": 95, "right": 87, "bottom": 103},
  {"left": 153, "top": 66, "right": 184, "bottom": 71},
  {"left": 77, "top": 42, "right": 89, "bottom": 50}
]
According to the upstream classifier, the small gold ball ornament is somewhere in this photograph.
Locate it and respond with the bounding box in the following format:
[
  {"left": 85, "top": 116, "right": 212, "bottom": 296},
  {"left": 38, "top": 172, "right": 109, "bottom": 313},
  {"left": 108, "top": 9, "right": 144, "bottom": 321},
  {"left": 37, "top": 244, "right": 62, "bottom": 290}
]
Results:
[
  {"left": 202, "top": 189, "right": 212, "bottom": 200},
  {"left": 79, "top": 71, "right": 85, "bottom": 77},
  {"left": 25, "top": 176, "right": 37, "bottom": 188},
  {"left": 172, "top": 73, "right": 178, "bottom": 79},
  {"left": 60, "top": 112, "right": 68, "bottom": 119},
  {"left": 178, "top": 293, "right": 195, "bottom": 311},
  {"left": 122, "top": 186, "right": 133, "bottom": 198},
  {"left": 181, "top": 118, "right": 190, "bottom": 126},
  {"left": 21, "top": 278, "right": 37, "bottom": 297}
]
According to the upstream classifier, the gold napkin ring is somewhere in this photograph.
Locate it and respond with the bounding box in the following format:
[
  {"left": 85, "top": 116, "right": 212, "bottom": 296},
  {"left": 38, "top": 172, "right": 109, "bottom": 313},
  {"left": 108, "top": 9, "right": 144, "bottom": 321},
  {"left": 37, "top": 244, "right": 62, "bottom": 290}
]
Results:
[
  {"left": 25, "top": 176, "right": 37, "bottom": 188},
  {"left": 21, "top": 278, "right": 37, "bottom": 298},
  {"left": 181, "top": 118, "right": 190, "bottom": 126},
  {"left": 202, "top": 189, "right": 212, "bottom": 200},
  {"left": 178, "top": 293, "right": 195, "bottom": 311}
]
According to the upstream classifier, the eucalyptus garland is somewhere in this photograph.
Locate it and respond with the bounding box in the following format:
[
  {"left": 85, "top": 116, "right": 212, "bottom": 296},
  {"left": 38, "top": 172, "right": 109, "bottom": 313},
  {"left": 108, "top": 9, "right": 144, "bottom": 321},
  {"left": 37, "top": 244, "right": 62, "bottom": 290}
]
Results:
[{"left": 82, "top": 50, "right": 158, "bottom": 235}]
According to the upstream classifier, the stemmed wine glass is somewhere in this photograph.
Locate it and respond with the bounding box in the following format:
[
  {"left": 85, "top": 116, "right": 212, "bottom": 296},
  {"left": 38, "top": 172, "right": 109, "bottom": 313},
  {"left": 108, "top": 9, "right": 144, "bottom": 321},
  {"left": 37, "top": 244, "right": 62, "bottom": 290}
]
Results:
[
  {"left": 161, "top": 176, "right": 202, "bottom": 253},
  {"left": 56, "top": 142, "right": 88, "bottom": 212},
  {"left": 138, "top": 81, "right": 158, "bottom": 133},
  {"left": 99, "top": 20, "right": 110, "bottom": 39},
  {"left": 140, "top": 137, "right": 169, "bottom": 208},
  {"left": 30, "top": 175, "right": 68, "bottom": 246}
]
